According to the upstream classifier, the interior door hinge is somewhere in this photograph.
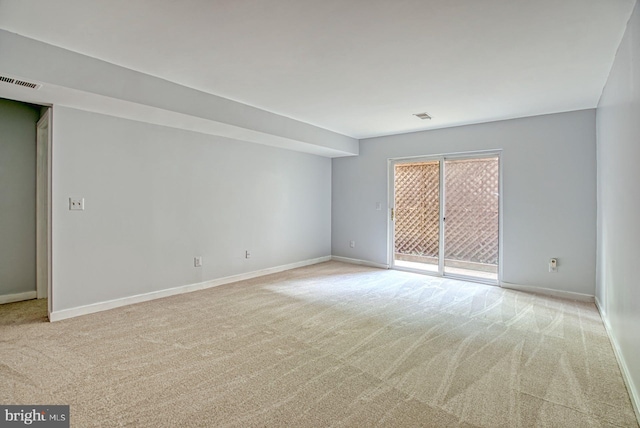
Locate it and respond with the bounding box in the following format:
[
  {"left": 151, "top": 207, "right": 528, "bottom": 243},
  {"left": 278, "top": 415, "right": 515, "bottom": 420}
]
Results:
[{"left": 391, "top": 208, "right": 395, "bottom": 221}]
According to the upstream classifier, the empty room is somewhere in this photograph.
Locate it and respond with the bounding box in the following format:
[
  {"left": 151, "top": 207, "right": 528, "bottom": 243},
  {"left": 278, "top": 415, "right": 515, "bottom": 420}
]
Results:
[{"left": 1, "top": 1, "right": 639, "bottom": 426}]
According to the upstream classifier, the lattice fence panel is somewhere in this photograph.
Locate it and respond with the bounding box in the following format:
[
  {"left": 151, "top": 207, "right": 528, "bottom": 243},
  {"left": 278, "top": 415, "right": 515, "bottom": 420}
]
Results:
[
  {"left": 394, "top": 162, "right": 440, "bottom": 257},
  {"left": 444, "top": 158, "right": 499, "bottom": 265},
  {"left": 394, "top": 158, "right": 499, "bottom": 266}
]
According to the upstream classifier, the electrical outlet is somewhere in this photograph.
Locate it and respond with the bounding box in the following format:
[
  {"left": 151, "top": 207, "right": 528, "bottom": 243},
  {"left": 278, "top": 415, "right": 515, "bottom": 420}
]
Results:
[
  {"left": 375, "top": 202, "right": 382, "bottom": 211},
  {"left": 194, "top": 256, "right": 202, "bottom": 267},
  {"left": 69, "top": 197, "right": 85, "bottom": 211},
  {"left": 349, "top": 240, "right": 356, "bottom": 248},
  {"left": 549, "top": 258, "right": 558, "bottom": 273},
  {"left": 245, "top": 250, "right": 251, "bottom": 259}
]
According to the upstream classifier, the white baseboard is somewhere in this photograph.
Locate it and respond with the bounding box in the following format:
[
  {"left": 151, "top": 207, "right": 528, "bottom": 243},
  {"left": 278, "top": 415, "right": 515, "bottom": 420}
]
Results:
[
  {"left": 331, "top": 256, "right": 389, "bottom": 269},
  {"left": 500, "top": 281, "right": 594, "bottom": 302},
  {"left": 595, "top": 298, "right": 640, "bottom": 425},
  {"left": 49, "top": 256, "right": 331, "bottom": 322},
  {"left": 0, "top": 291, "right": 37, "bottom": 305}
]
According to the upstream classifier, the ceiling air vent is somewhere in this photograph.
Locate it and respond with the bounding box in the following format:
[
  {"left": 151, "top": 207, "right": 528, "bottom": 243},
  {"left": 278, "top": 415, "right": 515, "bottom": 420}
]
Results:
[
  {"left": 0, "top": 75, "right": 42, "bottom": 90},
  {"left": 413, "top": 112, "right": 432, "bottom": 120}
]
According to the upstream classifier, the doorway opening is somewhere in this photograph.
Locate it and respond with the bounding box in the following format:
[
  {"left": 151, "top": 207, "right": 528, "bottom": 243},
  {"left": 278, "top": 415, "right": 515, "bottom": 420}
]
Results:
[
  {"left": 390, "top": 153, "right": 501, "bottom": 284},
  {"left": 0, "top": 99, "right": 51, "bottom": 322}
]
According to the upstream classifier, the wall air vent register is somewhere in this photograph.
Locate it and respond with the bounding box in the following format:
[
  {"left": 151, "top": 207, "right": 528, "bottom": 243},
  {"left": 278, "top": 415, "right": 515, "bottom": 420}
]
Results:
[{"left": 0, "top": 75, "right": 42, "bottom": 90}]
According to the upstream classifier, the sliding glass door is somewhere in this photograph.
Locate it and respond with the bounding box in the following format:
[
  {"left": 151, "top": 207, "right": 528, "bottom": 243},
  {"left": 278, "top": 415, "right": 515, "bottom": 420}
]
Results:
[
  {"left": 390, "top": 153, "right": 500, "bottom": 284},
  {"left": 443, "top": 157, "right": 499, "bottom": 281},
  {"left": 393, "top": 160, "right": 441, "bottom": 273}
]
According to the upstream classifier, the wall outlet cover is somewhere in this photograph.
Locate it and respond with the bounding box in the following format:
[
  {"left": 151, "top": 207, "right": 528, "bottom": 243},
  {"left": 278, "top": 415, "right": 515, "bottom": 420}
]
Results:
[{"left": 69, "top": 197, "right": 84, "bottom": 211}]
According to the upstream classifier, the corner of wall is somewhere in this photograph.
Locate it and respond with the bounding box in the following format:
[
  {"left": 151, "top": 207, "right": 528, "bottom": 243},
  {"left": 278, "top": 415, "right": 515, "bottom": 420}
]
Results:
[{"left": 595, "top": 295, "right": 640, "bottom": 424}]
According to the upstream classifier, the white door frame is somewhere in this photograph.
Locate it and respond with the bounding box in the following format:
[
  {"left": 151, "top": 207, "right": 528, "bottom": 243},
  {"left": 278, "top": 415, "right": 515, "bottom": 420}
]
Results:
[
  {"left": 388, "top": 149, "right": 503, "bottom": 285},
  {"left": 36, "top": 108, "right": 52, "bottom": 318}
]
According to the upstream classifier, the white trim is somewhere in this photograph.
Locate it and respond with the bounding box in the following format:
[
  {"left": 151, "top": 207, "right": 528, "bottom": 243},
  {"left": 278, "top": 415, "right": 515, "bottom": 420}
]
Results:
[
  {"left": 0, "top": 291, "right": 37, "bottom": 305},
  {"left": 387, "top": 158, "right": 395, "bottom": 268},
  {"left": 498, "top": 152, "right": 504, "bottom": 284},
  {"left": 49, "top": 256, "right": 331, "bottom": 322},
  {"left": 500, "top": 281, "right": 594, "bottom": 302},
  {"left": 444, "top": 272, "right": 498, "bottom": 286},
  {"left": 331, "top": 256, "right": 389, "bottom": 270},
  {"left": 48, "top": 108, "right": 53, "bottom": 319},
  {"left": 595, "top": 298, "right": 640, "bottom": 425},
  {"left": 36, "top": 109, "right": 52, "bottom": 304},
  {"left": 438, "top": 158, "right": 445, "bottom": 274},
  {"left": 387, "top": 159, "right": 392, "bottom": 268},
  {"left": 388, "top": 148, "right": 502, "bottom": 162},
  {"left": 392, "top": 265, "right": 440, "bottom": 277}
]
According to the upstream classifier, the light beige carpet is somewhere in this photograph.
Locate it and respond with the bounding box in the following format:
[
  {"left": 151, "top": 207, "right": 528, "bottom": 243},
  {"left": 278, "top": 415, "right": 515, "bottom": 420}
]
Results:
[{"left": 1, "top": 261, "right": 637, "bottom": 427}]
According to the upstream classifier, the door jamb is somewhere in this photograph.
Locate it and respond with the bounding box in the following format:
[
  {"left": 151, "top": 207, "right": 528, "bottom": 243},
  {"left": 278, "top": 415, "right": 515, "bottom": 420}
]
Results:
[{"left": 36, "top": 108, "right": 53, "bottom": 319}]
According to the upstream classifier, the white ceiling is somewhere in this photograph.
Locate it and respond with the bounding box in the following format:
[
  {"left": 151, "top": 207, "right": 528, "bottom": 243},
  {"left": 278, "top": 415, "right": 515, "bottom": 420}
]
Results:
[{"left": 0, "top": 0, "right": 635, "bottom": 139}]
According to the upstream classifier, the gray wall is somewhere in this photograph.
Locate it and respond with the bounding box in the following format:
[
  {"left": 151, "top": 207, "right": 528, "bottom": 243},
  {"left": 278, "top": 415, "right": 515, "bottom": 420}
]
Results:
[
  {"left": 596, "top": 0, "right": 640, "bottom": 412},
  {"left": 0, "top": 98, "right": 40, "bottom": 297},
  {"left": 332, "top": 110, "right": 597, "bottom": 295},
  {"left": 51, "top": 106, "right": 331, "bottom": 312}
]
